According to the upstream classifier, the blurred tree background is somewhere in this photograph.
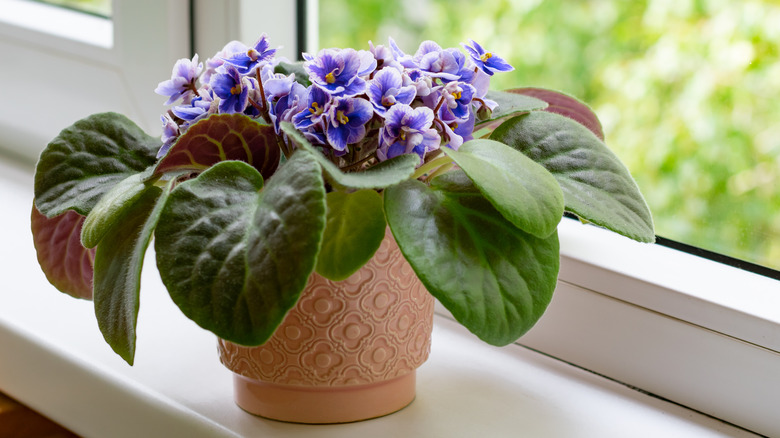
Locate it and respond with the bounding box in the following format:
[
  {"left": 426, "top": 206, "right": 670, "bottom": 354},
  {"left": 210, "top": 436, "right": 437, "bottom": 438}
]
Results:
[{"left": 321, "top": 0, "right": 780, "bottom": 271}]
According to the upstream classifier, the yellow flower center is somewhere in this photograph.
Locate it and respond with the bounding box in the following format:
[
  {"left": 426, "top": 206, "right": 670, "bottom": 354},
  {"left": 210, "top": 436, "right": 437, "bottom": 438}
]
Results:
[
  {"left": 247, "top": 49, "right": 259, "bottom": 62},
  {"left": 480, "top": 52, "right": 493, "bottom": 63},
  {"left": 230, "top": 84, "right": 242, "bottom": 95},
  {"left": 452, "top": 91, "right": 462, "bottom": 100},
  {"left": 337, "top": 110, "right": 349, "bottom": 125},
  {"left": 325, "top": 71, "right": 336, "bottom": 84},
  {"left": 309, "top": 102, "right": 322, "bottom": 115}
]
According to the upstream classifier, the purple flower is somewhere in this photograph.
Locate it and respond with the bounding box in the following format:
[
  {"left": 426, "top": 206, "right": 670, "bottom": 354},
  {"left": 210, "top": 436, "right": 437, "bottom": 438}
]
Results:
[
  {"left": 405, "top": 69, "right": 434, "bottom": 97},
  {"left": 440, "top": 111, "right": 475, "bottom": 151},
  {"left": 469, "top": 67, "right": 492, "bottom": 99},
  {"left": 425, "top": 81, "right": 477, "bottom": 124},
  {"left": 264, "top": 73, "right": 308, "bottom": 132},
  {"left": 210, "top": 64, "right": 251, "bottom": 114},
  {"left": 444, "top": 49, "right": 476, "bottom": 83},
  {"left": 155, "top": 55, "right": 203, "bottom": 105},
  {"left": 462, "top": 40, "right": 514, "bottom": 76},
  {"left": 367, "top": 68, "right": 416, "bottom": 115},
  {"left": 223, "top": 34, "right": 277, "bottom": 74},
  {"left": 417, "top": 47, "right": 460, "bottom": 81},
  {"left": 378, "top": 104, "right": 440, "bottom": 161},
  {"left": 303, "top": 48, "right": 372, "bottom": 97},
  {"left": 388, "top": 37, "right": 417, "bottom": 69},
  {"left": 293, "top": 85, "right": 330, "bottom": 130},
  {"left": 202, "top": 40, "right": 247, "bottom": 84},
  {"left": 324, "top": 97, "right": 374, "bottom": 152},
  {"left": 369, "top": 40, "right": 403, "bottom": 71},
  {"left": 158, "top": 114, "right": 179, "bottom": 158},
  {"left": 171, "top": 88, "right": 214, "bottom": 123}
]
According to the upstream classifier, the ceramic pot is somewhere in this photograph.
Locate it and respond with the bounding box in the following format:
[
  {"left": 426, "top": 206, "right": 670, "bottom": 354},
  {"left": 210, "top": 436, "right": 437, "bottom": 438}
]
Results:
[{"left": 217, "top": 229, "right": 435, "bottom": 423}]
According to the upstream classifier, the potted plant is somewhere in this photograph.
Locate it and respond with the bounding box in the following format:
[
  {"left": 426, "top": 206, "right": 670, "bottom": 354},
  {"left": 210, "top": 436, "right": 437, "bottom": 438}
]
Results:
[{"left": 31, "top": 34, "right": 654, "bottom": 423}]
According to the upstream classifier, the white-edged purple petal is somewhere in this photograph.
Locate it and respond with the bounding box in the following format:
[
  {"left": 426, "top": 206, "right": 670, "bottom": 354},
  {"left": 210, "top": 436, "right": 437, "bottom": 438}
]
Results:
[
  {"left": 305, "top": 48, "right": 367, "bottom": 97},
  {"left": 378, "top": 104, "right": 439, "bottom": 161},
  {"left": 326, "top": 123, "right": 349, "bottom": 151},
  {"left": 388, "top": 37, "right": 417, "bottom": 68},
  {"left": 356, "top": 49, "right": 378, "bottom": 76},
  {"left": 155, "top": 54, "right": 203, "bottom": 105},
  {"left": 324, "top": 97, "right": 373, "bottom": 151},
  {"left": 414, "top": 40, "right": 443, "bottom": 60}
]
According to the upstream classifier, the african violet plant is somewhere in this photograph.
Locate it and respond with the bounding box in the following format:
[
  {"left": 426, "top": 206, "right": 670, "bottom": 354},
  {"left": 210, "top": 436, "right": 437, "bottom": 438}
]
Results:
[{"left": 31, "top": 34, "right": 654, "bottom": 365}]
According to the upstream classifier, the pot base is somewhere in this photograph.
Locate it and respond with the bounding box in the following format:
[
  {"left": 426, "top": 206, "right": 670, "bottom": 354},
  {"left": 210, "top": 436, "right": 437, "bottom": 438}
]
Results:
[{"left": 233, "top": 371, "right": 416, "bottom": 424}]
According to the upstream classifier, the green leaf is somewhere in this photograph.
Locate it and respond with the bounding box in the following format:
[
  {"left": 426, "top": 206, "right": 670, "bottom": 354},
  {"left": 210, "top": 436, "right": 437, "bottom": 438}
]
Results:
[
  {"left": 80, "top": 167, "right": 155, "bottom": 248},
  {"left": 506, "top": 88, "right": 605, "bottom": 141},
  {"left": 31, "top": 207, "right": 95, "bottom": 300},
  {"left": 93, "top": 182, "right": 168, "bottom": 365},
  {"left": 384, "top": 175, "right": 560, "bottom": 346},
  {"left": 154, "top": 153, "right": 326, "bottom": 345},
  {"left": 154, "top": 113, "right": 280, "bottom": 180},
  {"left": 491, "top": 111, "right": 655, "bottom": 242},
  {"left": 482, "top": 90, "right": 548, "bottom": 122},
  {"left": 443, "top": 139, "right": 563, "bottom": 238},
  {"left": 316, "top": 190, "right": 386, "bottom": 281},
  {"left": 274, "top": 61, "right": 311, "bottom": 87},
  {"left": 34, "top": 112, "right": 160, "bottom": 217},
  {"left": 281, "top": 122, "right": 420, "bottom": 188}
]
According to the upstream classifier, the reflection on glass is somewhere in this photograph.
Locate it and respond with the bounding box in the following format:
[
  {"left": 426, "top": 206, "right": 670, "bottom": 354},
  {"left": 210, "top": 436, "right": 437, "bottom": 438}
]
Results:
[
  {"left": 320, "top": 0, "right": 780, "bottom": 272},
  {"left": 28, "top": 0, "right": 110, "bottom": 17}
]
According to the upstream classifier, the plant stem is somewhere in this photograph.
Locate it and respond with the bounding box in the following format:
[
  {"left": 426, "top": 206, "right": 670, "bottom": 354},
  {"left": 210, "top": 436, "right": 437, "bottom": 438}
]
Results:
[
  {"left": 255, "top": 70, "right": 272, "bottom": 125},
  {"left": 412, "top": 155, "right": 453, "bottom": 180},
  {"left": 426, "top": 162, "right": 454, "bottom": 182},
  {"left": 275, "top": 134, "right": 292, "bottom": 160},
  {"left": 341, "top": 153, "right": 377, "bottom": 172}
]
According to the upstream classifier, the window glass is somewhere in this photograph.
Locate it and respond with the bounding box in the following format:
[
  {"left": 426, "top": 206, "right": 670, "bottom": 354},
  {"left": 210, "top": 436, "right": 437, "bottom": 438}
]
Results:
[
  {"left": 27, "top": 0, "right": 110, "bottom": 17},
  {"left": 319, "top": 0, "right": 780, "bottom": 272}
]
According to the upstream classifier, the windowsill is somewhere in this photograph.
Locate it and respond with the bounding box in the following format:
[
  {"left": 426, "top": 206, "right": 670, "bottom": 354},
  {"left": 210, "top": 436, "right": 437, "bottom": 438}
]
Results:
[
  {"left": 556, "top": 217, "right": 780, "bottom": 351},
  {"left": 0, "top": 0, "right": 112, "bottom": 48},
  {"left": 0, "top": 158, "right": 764, "bottom": 437}
]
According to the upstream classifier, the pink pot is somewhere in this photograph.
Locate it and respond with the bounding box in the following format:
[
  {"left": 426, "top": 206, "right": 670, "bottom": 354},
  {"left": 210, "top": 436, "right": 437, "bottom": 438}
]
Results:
[{"left": 218, "top": 229, "right": 435, "bottom": 423}]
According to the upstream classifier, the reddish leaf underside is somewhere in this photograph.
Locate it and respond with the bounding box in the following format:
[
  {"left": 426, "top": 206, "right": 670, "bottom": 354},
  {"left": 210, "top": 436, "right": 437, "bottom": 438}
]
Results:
[
  {"left": 508, "top": 88, "right": 605, "bottom": 141},
  {"left": 154, "top": 114, "right": 280, "bottom": 179},
  {"left": 31, "top": 206, "right": 94, "bottom": 299}
]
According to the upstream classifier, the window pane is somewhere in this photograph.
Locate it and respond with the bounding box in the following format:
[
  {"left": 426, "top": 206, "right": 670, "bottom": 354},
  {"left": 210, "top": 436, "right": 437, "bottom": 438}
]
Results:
[
  {"left": 319, "top": 0, "right": 780, "bottom": 272},
  {"left": 27, "top": 0, "right": 110, "bottom": 17}
]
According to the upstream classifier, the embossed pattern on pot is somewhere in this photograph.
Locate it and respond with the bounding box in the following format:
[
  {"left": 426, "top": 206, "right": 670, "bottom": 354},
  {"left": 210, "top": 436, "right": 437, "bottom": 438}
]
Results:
[{"left": 218, "top": 229, "right": 435, "bottom": 387}]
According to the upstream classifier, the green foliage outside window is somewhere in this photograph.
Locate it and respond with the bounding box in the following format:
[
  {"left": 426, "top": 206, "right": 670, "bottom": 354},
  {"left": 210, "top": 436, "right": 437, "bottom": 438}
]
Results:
[
  {"left": 321, "top": 0, "right": 780, "bottom": 270},
  {"left": 33, "top": 0, "right": 110, "bottom": 18}
]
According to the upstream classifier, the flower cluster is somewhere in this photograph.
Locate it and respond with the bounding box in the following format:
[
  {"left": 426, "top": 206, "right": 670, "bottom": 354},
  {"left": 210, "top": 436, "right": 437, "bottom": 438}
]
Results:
[{"left": 155, "top": 34, "right": 513, "bottom": 166}]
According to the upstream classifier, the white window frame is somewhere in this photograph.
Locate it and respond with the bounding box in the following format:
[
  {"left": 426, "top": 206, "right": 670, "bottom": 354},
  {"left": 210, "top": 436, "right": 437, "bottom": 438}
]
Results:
[
  {"left": 191, "top": 0, "right": 318, "bottom": 63},
  {"left": 2, "top": 1, "right": 777, "bottom": 436},
  {"left": 0, "top": 0, "right": 191, "bottom": 162},
  {"left": 520, "top": 218, "right": 780, "bottom": 436}
]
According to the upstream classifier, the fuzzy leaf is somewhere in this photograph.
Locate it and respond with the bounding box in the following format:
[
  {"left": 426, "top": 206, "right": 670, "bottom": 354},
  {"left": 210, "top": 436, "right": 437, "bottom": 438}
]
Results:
[
  {"left": 316, "top": 190, "right": 386, "bottom": 281},
  {"left": 492, "top": 111, "right": 655, "bottom": 242},
  {"left": 384, "top": 174, "right": 559, "bottom": 346},
  {"left": 31, "top": 207, "right": 95, "bottom": 299},
  {"left": 443, "top": 139, "right": 563, "bottom": 238},
  {"left": 154, "top": 153, "right": 326, "bottom": 345},
  {"left": 155, "top": 113, "right": 280, "bottom": 179},
  {"left": 34, "top": 112, "right": 159, "bottom": 217},
  {"left": 507, "top": 88, "right": 605, "bottom": 141},
  {"left": 93, "top": 183, "right": 167, "bottom": 365},
  {"left": 281, "top": 122, "right": 419, "bottom": 189},
  {"left": 483, "top": 90, "right": 548, "bottom": 122},
  {"left": 81, "top": 167, "right": 155, "bottom": 248}
]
